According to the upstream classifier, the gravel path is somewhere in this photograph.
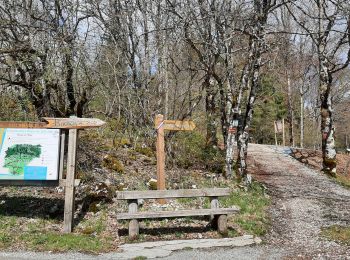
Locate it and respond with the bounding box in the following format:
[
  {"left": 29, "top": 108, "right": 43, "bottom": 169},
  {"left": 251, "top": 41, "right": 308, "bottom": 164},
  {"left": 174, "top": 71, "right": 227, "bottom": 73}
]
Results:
[{"left": 165, "top": 144, "right": 350, "bottom": 259}]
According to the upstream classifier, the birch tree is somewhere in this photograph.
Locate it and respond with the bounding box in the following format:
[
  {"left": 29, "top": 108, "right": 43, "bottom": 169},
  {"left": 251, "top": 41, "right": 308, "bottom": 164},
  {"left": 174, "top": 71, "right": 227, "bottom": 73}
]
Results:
[
  {"left": 287, "top": 0, "right": 350, "bottom": 176},
  {"left": 235, "top": 0, "right": 284, "bottom": 182}
]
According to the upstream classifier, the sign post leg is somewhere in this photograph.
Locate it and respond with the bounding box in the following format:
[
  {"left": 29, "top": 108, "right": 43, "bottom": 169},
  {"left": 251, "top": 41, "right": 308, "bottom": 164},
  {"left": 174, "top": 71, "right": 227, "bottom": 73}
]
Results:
[
  {"left": 63, "top": 129, "right": 78, "bottom": 233},
  {"left": 155, "top": 114, "right": 166, "bottom": 204},
  {"left": 282, "top": 118, "right": 286, "bottom": 146},
  {"left": 274, "top": 121, "right": 278, "bottom": 146}
]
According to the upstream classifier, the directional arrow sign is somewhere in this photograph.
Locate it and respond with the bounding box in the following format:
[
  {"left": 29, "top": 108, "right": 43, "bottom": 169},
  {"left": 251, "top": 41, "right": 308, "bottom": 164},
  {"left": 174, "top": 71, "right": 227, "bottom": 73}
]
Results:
[
  {"left": 0, "top": 117, "right": 106, "bottom": 129},
  {"left": 43, "top": 117, "right": 106, "bottom": 129},
  {"left": 161, "top": 120, "right": 196, "bottom": 131}
]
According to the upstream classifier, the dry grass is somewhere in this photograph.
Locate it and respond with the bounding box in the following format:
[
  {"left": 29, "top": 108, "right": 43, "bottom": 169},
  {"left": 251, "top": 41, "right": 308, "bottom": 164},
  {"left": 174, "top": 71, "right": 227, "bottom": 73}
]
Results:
[{"left": 321, "top": 225, "right": 350, "bottom": 245}]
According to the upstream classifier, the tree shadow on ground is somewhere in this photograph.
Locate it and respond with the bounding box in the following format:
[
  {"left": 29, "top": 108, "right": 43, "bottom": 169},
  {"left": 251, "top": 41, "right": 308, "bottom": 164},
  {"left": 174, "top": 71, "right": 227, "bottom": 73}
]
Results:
[
  {"left": 0, "top": 195, "right": 65, "bottom": 220},
  {"left": 0, "top": 195, "right": 105, "bottom": 226},
  {"left": 118, "top": 224, "right": 236, "bottom": 237}
]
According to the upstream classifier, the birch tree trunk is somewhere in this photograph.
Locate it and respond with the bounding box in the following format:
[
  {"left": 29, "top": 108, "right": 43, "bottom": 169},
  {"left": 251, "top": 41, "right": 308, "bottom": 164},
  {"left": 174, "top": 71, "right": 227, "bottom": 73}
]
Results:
[
  {"left": 204, "top": 76, "right": 218, "bottom": 147},
  {"left": 319, "top": 58, "right": 336, "bottom": 176},
  {"left": 237, "top": 37, "right": 263, "bottom": 183},
  {"left": 300, "top": 84, "right": 305, "bottom": 148},
  {"left": 287, "top": 76, "right": 295, "bottom": 146},
  {"left": 236, "top": 0, "right": 269, "bottom": 183},
  {"left": 225, "top": 66, "right": 246, "bottom": 178}
]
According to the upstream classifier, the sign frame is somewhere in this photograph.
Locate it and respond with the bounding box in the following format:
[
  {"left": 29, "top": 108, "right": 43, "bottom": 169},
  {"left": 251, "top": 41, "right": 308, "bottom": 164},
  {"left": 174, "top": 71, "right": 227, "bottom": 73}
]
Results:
[
  {"left": 0, "top": 117, "right": 105, "bottom": 233},
  {"left": 0, "top": 128, "right": 61, "bottom": 183}
]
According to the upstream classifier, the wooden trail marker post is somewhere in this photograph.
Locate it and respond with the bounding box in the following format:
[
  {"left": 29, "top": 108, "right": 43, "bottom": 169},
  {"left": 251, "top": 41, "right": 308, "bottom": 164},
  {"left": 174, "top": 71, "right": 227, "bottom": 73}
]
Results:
[
  {"left": 0, "top": 117, "right": 105, "bottom": 233},
  {"left": 154, "top": 114, "right": 196, "bottom": 203},
  {"left": 274, "top": 119, "right": 285, "bottom": 146}
]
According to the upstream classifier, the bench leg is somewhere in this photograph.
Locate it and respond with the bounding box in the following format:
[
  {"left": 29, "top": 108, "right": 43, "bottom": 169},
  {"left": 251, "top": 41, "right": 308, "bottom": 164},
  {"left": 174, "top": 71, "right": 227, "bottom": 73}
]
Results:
[
  {"left": 129, "top": 219, "right": 139, "bottom": 239},
  {"left": 217, "top": 214, "right": 228, "bottom": 235},
  {"left": 128, "top": 199, "right": 139, "bottom": 239}
]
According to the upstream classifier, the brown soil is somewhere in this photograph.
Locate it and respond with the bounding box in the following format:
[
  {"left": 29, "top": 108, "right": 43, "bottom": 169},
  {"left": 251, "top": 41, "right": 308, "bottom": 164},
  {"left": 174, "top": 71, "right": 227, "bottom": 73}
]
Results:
[{"left": 290, "top": 148, "right": 350, "bottom": 177}]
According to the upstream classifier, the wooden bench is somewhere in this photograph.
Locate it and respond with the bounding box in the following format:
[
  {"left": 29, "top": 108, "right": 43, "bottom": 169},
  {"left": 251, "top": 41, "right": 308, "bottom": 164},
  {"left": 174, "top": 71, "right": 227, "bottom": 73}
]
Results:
[{"left": 116, "top": 188, "right": 240, "bottom": 239}]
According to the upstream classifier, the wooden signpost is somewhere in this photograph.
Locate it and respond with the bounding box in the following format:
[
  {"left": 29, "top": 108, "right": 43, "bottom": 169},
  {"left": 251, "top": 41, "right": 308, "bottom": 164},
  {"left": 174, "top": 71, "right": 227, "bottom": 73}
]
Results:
[
  {"left": 0, "top": 117, "right": 105, "bottom": 129},
  {"left": 154, "top": 114, "right": 195, "bottom": 203},
  {"left": 0, "top": 117, "right": 105, "bottom": 233}
]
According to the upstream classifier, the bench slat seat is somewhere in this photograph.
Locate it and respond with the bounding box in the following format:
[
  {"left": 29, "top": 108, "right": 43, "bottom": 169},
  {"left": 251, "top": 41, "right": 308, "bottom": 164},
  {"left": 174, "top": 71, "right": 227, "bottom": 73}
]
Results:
[
  {"left": 117, "top": 207, "right": 239, "bottom": 220},
  {"left": 116, "top": 188, "right": 230, "bottom": 200},
  {"left": 116, "top": 188, "right": 239, "bottom": 239}
]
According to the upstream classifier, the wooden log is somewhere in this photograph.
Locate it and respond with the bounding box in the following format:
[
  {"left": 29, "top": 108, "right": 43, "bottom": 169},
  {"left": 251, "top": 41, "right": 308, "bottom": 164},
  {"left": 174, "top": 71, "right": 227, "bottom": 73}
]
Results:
[
  {"left": 217, "top": 215, "right": 228, "bottom": 235},
  {"left": 155, "top": 114, "right": 166, "bottom": 204},
  {"left": 128, "top": 199, "right": 139, "bottom": 239},
  {"left": 63, "top": 129, "right": 78, "bottom": 233},
  {"left": 117, "top": 208, "right": 239, "bottom": 220},
  {"left": 116, "top": 188, "right": 231, "bottom": 200}
]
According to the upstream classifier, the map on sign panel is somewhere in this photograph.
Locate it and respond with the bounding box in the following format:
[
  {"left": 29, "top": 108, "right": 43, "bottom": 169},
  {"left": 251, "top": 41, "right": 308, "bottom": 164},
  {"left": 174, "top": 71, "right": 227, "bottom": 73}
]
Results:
[{"left": 0, "top": 128, "right": 60, "bottom": 180}]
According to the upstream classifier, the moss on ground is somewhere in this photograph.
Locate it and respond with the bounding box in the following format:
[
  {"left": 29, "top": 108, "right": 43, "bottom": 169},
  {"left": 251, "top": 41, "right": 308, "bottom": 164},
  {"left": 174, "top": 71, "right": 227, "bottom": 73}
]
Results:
[{"left": 321, "top": 225, "right": 350, "bottom": 245}]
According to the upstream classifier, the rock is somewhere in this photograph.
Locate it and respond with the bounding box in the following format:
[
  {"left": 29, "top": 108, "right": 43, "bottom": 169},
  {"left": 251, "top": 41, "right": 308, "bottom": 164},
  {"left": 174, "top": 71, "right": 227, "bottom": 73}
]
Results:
[{"left": 138, "top": 199, "right": 144, "bottom": 206}]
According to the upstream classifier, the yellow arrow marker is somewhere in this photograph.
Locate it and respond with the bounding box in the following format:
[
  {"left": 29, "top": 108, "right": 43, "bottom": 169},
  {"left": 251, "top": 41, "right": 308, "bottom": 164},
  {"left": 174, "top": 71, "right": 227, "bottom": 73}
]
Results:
[{"left": 162, "top": 120, "right": 196, "bottom": 131}]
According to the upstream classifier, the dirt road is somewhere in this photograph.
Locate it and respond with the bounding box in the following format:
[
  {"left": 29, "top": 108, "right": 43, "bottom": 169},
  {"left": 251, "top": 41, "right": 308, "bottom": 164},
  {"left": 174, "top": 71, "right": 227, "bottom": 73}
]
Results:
[{"left": 166, "top": 144, "right": 350, "bottom": 259}]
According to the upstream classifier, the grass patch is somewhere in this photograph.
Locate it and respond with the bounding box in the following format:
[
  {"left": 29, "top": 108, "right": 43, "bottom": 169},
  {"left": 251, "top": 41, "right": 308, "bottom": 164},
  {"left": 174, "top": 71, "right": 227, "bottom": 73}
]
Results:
[
  {"left": 21, "top": 232, "right": 114, "bottom": 252},
  {"left": 334, "top": 175, "right": 350, "bottom": 189},
  {"left": 79, "top": 211, "right": 107, "bottom": 235},
  {"left": 220, "top": 182, "right": 270, "bottom": 236},
  {"left": 321, "top": 225, "right": 350, "bottom": 245},
  {"left": 133, "top": 256, "right": 147, "bottom": 260},
  {"left": 0, "top": 215, "right": 114, "bottom": 253}
]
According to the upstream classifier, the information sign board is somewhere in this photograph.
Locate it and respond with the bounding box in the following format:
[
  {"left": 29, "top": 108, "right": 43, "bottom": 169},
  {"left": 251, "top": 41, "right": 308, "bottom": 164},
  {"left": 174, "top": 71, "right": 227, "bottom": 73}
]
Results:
[{"left": 0, "top": 128, "right": 60, "bottom": 180}]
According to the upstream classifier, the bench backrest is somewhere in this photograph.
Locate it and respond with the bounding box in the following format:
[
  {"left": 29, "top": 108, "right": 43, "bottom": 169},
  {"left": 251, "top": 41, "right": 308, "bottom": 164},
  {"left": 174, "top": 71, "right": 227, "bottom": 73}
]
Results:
[{"left": 116, "top": 188, "right": 231, "bottom": 200}]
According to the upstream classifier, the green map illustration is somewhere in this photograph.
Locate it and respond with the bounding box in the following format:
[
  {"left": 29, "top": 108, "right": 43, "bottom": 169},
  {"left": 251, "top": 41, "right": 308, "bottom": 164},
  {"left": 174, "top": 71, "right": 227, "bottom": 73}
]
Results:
[{"left": 4, "top": 144, "right": 42, "bottom": 175}]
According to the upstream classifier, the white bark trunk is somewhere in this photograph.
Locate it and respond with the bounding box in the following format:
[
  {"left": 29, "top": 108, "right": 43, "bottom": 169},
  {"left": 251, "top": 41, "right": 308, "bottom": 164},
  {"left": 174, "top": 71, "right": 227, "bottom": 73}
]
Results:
[{"left": 300, "top": 85, "right": 304, "bottom": 148}]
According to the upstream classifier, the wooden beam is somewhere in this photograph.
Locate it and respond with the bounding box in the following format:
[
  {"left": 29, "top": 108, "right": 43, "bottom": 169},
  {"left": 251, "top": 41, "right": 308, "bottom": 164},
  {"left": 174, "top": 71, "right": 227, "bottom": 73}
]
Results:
[
  {"left": 116, "top": 188, "right": 231, "bottom": 200},
  {"left": 117, "top": 207, "right": 239, "bottom": 220},
  {"left": 0, "top": 121, "right": 47, "bottom": 129},
  {"left": 282, "top": 118, "right": 286, "bottom": 146},
  {"left": 0, "top": 117, "right": 106, "bottom": 129},
  {"left": 59, "top": 130, "right": 66, "bottom": 180},
  {"left": 128, "top": 199, "right": 139, "bottom": 239},
  {"left": 155, "top": 114, "right": 166, "bottom": 204},
  {"left": 43, "top": 117, "right": 106, "bottom": 129},
  {"left": 59, "top": 179, "right": 81, "bottom": 187},
  {"left": 63, "top": 129, "right": 78, "bottom": 233}
]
